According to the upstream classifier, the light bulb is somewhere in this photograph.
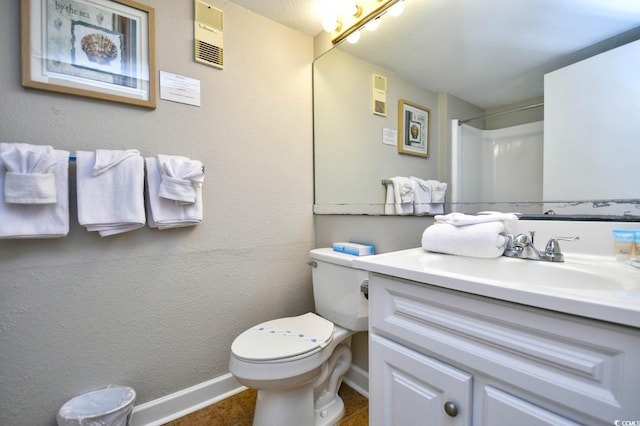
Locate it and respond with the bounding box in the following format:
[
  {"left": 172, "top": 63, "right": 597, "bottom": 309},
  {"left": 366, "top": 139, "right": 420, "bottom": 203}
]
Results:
[
  {"left": 389, "top": 0, "right": 405, "bottom": 16},
  {"left": 323, "top": 16, "right": 339, "bottom": 32},
  {"left": 339, "top": 0, "right": 358, "bottom": 17},
  {"left": 346, "top": 31, "right": 361, "bottom": 44},
  {"left": 365, "top": 17, "right": 380, "bottom": 31}
]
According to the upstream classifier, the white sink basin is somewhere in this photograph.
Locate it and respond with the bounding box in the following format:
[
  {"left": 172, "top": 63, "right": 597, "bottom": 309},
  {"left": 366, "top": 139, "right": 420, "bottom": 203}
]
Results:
[{"left": 416, "top": 254, "right": 633, "bottom": 291}]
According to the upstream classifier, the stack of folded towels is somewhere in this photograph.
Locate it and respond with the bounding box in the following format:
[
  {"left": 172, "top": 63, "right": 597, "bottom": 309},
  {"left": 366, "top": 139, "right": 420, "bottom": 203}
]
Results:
[
  {"left": 384, "top": 176, "right": 447, "bottom": 215},
  {"left": 76, "top": 149, "right": 145, "bottom": 236},
  {"left": 145, "top": 154, "right": 204, "bottom": 229},
  {"left": 0, "top": 142, "right": 70, "bottom": 238},
  {"left": 421, "top": 212, "right": 519, "bottom": 258}
]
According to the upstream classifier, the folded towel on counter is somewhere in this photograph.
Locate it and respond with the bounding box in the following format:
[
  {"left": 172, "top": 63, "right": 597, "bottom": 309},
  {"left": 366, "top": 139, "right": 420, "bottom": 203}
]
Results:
[
  {"left": 76, "top": 149, "right": 145, "bottom": 237},
  {"left": 157, "top": 154, "right": 204, "bottom": 205},
  {"left": 0, "top": 143, "right": 58, "bottom": 204},
  {"left": 435, "top": 211, "right": 519, "bottom": 226},
  {"left": 391, "top": 176, "right": 414, "bottom": 215},
  {"left": 422, "top": 221, "right": 509, "bottom": 258},
  {"left": 145, "top": 156, "right": 204, "bottom": 229},
  {"left": 0, "top": 148, "right": 70, "bottom": 238}
]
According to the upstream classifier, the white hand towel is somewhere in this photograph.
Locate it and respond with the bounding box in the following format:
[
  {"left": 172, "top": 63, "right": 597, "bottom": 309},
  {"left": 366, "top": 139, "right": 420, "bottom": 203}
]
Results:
[
  {"left": 157, "top": 154, "right": 204, "bottom": 205},
  {"left": 421, "top": 221, "right": 508, "bottom": 258},
  {"left": 0, "top": 143, "right": 58, "bottom": 204},
  {"left": 0, "top": 149, "right": 70, "bottom": 238},
  {"left": 409, "top": 176, "right": 432, "bottom": 215},
  {"left": 435, "top": 212, "right": 519, "bottom": 226},
  {"left": 384, "top": 182, "right": 395, "bottom": 215},
  {"left": 391, "top": 176, "right": 414, "bottom": 215},
  {"left": 145, "top": 157, "right": 203, "bottom": 230},
  {"left": 428, "top": 180, "right": 447, "bottom": 204},
  {"left": 76, "top": 150, "right": 145, "bottom": 237}
]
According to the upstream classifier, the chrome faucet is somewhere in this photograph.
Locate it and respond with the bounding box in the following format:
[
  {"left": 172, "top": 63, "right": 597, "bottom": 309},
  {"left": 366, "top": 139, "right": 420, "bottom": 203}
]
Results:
[{"left": 502, "top": 231, "right": 579, "bottom": 262}]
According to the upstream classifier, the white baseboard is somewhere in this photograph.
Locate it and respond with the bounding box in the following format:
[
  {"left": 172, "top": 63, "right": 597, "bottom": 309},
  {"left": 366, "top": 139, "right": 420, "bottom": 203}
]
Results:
[
  {"left": 343, "top": 364, "right": 369, "bottom": 398},
  {"left": 130, "top": 366, "right": 368, "bottom": 426},
  {"left": 130, "top": 373, "right": 246, "bottom": 426}
]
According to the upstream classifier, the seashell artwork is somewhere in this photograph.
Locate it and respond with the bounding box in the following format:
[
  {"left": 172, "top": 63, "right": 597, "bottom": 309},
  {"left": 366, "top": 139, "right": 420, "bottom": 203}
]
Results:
[{"left": 80, "top": 33, "right": 118, "bottom": 65}]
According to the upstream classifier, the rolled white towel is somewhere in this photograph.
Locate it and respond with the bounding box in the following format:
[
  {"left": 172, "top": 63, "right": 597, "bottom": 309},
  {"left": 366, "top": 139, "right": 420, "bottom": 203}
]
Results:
[
  {"left": 421, "top": 221, "right": 508, "bottom": 258},
  {"left": 0, "top": 143, "right": 58, "bottom": 204},
  {"left": 145, "top": 156, "right": 203, "bottom": 230},
  {"left": 0, "top": 149, "right": 70, "bottom": 238},
  {"left": 428, "top": 180, "right": 447, "bottom": 203},
  {"left": 157, "top": 154, "right": 204, "bottom": 205}
]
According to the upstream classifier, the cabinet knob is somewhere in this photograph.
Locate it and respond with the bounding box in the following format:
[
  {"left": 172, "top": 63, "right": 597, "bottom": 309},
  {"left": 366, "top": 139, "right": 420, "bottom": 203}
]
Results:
[{"left": 444, "top": 401, "right": 458, "bottom": 417}]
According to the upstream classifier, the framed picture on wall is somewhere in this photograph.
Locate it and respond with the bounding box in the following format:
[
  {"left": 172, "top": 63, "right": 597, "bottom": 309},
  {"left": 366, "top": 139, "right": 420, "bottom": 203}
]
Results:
[
  {"left": 397, "top": 99, "right": 430, "bottom": 157},
  {"left": 21, "top": 0, "right": 157, "bottom": 109}
]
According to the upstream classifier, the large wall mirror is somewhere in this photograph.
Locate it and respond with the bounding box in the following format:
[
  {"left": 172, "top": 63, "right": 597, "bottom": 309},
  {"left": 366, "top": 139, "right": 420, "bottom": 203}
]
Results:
[{"left": 313, "top": 0, "right": 640, "bottom": 220}]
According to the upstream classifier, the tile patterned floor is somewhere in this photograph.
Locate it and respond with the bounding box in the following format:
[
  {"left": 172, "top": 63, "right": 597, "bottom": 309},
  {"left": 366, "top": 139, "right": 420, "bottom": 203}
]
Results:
[{"left": 162, "top": 383, "right": 368, "bottom": 426}]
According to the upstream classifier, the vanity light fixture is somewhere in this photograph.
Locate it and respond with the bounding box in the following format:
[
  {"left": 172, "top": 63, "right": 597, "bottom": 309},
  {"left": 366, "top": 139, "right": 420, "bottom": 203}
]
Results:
[{"left": 325, "top": 0, "right": 404, "bottom": 44}]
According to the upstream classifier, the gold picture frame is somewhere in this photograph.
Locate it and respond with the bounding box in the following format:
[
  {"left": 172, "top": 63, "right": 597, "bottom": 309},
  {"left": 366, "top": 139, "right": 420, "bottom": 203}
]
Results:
[
  {"left": 398, "top": 99, "right": 430, "bottom": 158},
  {"left": 21, "top": 0, "right": 156, "bottom": 109}
]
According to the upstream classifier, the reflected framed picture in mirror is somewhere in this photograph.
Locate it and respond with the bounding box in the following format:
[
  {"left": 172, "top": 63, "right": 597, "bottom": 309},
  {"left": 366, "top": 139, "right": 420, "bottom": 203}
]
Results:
[{"left": 398, "top": 99, "right": 430, "bottom": 158}]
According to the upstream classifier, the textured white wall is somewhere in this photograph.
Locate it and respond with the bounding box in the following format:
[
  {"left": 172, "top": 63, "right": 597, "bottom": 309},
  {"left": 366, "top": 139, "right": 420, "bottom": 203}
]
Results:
[{"left": 0, "top": 1, "right": 314, "bottom": 425}]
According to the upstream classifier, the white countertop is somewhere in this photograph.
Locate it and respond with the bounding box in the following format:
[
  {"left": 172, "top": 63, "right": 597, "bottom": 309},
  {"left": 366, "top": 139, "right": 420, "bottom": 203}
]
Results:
[{"left": 353, "top": 248, "right": 640, "bottom": 328}]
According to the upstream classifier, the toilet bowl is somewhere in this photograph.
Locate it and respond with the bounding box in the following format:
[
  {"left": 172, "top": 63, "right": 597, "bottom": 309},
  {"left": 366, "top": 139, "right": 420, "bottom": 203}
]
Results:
[{"left": 229, "top": 248, "right": 369, "bottom": 426}]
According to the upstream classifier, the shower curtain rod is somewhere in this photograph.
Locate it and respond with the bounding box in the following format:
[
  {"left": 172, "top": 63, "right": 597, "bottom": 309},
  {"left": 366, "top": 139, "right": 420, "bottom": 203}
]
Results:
[{"left": 458, "top": 102, "right": 544, "bottom": 125}]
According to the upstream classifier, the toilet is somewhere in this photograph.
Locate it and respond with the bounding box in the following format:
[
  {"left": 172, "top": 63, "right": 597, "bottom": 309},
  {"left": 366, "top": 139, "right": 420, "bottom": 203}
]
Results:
[{"left": 229, "top": 248, "right": 369, "bottom": 426}]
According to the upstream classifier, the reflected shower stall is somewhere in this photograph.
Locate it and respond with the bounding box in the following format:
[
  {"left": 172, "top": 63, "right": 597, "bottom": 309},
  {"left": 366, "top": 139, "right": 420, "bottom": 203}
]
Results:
[{"left": 451, "top": 113, "right": 544, "bottom": 211}]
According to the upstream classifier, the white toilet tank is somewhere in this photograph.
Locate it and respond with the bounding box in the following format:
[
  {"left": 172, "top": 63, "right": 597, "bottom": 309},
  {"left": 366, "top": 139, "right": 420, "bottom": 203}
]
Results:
[{"left": 309, "top": 248, "right": 369, "bottom": 332}]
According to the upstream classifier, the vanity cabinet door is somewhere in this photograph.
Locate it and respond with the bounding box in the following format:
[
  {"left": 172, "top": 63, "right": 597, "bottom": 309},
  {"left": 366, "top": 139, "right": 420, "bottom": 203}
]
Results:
[
  {"left": 481, "top": 386, "right": 581, "bottom": 426},
  {"left": 370, "top": 333, "right": 472, "bottom": 426}
]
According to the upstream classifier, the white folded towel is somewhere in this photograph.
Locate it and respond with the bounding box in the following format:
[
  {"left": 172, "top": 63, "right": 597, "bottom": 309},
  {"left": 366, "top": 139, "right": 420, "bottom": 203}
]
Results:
[
  {"left": 435, "top": 212, "right": 519, "bottom": 226},
  {"left": 429, "top": 180, "right": 447, "bottom": 204},
  {"left": 76, "top": 150, "right": 145, "bottom": 237},
  {"left": 0, "top": 149, "right": 70, "bottom": 238},
  {"left": 422, "top": 221, "right": 508, "bottom": 258},
  {"left": 0, "top": 143, "right": 58, "bottom": 204},
  {"left": 409, "top": 176, "right": 432, "bottom": 215},
  {"left": 391, "top": 176, "right": 414, "bottom": 215},
  {"left": 145, "top": 156, "right": 204, "bottom": 230},
  {"left": 384, "top": 182, "right": 395, "bottom": 215},
  {"left": 157, "top": 154, "right": 204, "bottom": 205}
]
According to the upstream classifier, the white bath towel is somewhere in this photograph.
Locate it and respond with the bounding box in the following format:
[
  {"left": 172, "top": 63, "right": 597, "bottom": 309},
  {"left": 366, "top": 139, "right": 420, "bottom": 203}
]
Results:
[
  {"left": 391, "top": 176, "right": 414, "bottom": 215},
  {"left": 435, "top": 211, "right": 519, "bottom": 226},
  {"left": 76, "top": 150, "right": 145, "bottom": 237},
  {"left": 421, "top": 221, "right": 508, "bottom": 258},
  {"left": 157, "top": 154, "right": 204, "bottom": 205},
  {"left": 145, "top": 156, "right": 204, "bottom": 229},
  {"left": 0, "top": 149, "right": 70, "bottom": 238},
  {"left": 0, "top": 143, "right": 58, "bottom": 204}
]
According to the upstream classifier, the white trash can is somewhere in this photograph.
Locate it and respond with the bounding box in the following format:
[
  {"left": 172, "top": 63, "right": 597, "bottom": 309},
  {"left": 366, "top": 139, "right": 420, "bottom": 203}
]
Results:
[{"left": 56, "top": 385, "right": 136, "bottom": 426}]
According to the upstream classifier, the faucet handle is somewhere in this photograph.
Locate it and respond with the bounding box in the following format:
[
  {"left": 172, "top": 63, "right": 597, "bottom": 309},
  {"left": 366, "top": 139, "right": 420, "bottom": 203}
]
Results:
[{"left": 544, "top": 236, "right": 579, "bottom": 262}]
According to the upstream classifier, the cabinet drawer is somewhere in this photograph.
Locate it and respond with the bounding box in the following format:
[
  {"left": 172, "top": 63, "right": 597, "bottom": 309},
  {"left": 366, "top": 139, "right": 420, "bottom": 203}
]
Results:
[
  {"left": 369, "top": 273, "right": 640, "bottom": 423},
  {"left": 370, "top": 334, "right": 472, "bottom": 426}
]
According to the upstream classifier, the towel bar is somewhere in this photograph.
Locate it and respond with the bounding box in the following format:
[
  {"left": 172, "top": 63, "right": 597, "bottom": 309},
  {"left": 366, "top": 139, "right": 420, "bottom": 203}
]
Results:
[{"left": 68, "top": 156, "right": 205, "bottom": 173}]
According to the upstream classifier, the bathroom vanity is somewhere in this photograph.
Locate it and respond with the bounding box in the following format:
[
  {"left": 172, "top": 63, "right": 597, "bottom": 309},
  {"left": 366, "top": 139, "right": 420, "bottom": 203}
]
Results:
[{"left": 353, "top": 249, "right": 640, "bottom": 425}]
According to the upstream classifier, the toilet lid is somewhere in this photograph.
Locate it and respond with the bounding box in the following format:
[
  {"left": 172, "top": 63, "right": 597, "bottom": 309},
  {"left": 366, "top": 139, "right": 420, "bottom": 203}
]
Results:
[{"left": 231, "top": 313, "right": 334, "bottom": 362}]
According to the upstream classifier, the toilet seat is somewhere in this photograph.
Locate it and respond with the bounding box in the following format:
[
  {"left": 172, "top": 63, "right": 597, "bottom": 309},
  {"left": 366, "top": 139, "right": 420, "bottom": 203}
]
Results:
[{"left": 231, "top": 313, "right": 334, "bottom": 362}]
